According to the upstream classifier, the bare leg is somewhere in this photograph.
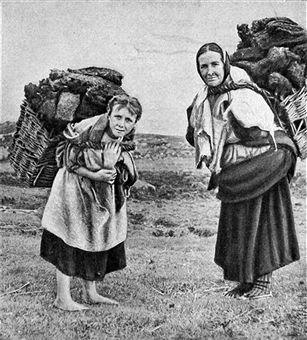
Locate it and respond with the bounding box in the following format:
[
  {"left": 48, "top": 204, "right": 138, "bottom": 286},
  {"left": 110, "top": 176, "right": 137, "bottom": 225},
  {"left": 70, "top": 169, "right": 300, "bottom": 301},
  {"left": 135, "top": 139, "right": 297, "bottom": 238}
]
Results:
[
  {"left": 54, "top": 269, "right": 88, "bottom": 311},
  {"left": 82, "top": 280, "right": 119, "bottom": 305}
]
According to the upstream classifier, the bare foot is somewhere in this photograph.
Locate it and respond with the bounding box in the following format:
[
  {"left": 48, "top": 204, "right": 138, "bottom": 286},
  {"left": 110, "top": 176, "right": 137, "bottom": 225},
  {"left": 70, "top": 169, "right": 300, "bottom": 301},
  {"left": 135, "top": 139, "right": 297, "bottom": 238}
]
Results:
[
  {"left": 54, "top": 298, "right": 89, "bottom": 311},
  {"left": 82, "top": 291, "right": 119, "bottom": 305},
  {"left": 225, "top": 283, "right": 253, "bottom": 298}
]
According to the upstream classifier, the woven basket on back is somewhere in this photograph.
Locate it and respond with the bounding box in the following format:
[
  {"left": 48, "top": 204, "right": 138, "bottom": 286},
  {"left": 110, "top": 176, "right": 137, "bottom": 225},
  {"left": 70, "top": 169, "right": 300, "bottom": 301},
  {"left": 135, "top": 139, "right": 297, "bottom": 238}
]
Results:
[
  {"left": 9, "top": 100, "right": 63, "bottom": 187},
  {"left": 280, "top": 86, "right": 307, "bottom": 159}
]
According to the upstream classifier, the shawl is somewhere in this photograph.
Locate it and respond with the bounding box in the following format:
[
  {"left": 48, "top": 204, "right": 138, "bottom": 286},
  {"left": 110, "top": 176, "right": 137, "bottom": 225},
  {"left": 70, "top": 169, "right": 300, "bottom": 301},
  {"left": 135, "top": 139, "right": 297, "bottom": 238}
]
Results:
[
  {"left": 56, "top": 114, "right": 138, "bottom": 211},
  {"left": 42, "top": 114, "right": 138, "bottom": 252},
  {"left": 187, "top": 66, "right": 281, "bottom": 173},
  {"left": 215, "top": 130, "right": 297, "bottom": 202}
]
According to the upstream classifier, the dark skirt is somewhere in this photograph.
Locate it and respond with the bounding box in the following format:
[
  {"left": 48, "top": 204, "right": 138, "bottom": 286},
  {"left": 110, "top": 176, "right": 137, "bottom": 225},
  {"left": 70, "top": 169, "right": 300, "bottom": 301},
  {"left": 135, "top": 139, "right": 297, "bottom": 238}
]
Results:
[
  {"left": 40, "top": 229, "right": 126, "bottom": 281},
  {"left": 214, "top": 177, "right": 300, "bottom": 283}
]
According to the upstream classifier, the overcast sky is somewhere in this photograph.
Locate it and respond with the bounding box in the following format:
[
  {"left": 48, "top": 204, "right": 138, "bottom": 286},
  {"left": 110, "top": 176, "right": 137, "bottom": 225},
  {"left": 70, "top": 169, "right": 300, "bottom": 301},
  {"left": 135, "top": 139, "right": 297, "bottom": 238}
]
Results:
[{"left": 1, "top": 1, "right": 306, "bottom": 135}]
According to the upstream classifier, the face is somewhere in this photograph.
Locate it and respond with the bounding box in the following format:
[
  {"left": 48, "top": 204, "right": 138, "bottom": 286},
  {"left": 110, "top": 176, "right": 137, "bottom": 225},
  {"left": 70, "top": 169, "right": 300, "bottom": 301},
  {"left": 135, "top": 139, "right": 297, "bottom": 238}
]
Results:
[
  {"left": 198, "top": 50, "right": 225, "bottom": 87},
  {"left": 108, "top": 104, "right": 137, "bottom": 139}
]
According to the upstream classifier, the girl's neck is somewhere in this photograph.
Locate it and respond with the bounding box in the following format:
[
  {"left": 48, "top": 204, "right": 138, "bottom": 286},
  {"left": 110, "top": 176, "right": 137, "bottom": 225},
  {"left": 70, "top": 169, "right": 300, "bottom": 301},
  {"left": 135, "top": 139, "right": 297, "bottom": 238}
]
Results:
[{"left": 102, "top": 129, "right": 120, "bottom": 143}]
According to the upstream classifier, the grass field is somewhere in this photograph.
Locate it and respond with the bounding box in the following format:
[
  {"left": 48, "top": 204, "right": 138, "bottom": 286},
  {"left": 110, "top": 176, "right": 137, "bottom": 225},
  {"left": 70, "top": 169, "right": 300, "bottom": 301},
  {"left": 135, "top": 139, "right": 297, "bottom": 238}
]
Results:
[{"left": 0, "top": 152, "right": 306, "bottom": 340}]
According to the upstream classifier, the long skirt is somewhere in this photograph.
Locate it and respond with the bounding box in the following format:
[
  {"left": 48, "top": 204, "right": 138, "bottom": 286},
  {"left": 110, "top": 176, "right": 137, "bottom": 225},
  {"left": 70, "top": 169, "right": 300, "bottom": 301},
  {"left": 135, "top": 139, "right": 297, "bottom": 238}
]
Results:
[
  {"left": 40, "top": 229, "right": 126, "bottom": 281},
  {"left": 214, "top": 177, "right": 300, "bottom": 283}
]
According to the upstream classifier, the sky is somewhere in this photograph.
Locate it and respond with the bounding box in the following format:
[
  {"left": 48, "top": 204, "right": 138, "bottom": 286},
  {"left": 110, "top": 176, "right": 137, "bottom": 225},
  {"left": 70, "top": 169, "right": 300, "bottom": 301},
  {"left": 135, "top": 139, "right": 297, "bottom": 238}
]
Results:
[{"left": 1, "top": 0, "right": 306, "bottom": 136}]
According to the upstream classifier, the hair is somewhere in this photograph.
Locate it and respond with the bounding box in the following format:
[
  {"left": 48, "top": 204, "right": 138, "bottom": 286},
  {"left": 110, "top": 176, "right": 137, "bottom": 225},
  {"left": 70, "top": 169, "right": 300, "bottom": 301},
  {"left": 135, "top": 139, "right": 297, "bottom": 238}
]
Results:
[
  {"left": 107, "top": 94, "right": 142, "bottom": 122},
  {"left": 196, "top": 42, "right": 224, "bottom": 61},
  {"left": 196, "top": 42, "right": 230, "bottom": 85}
]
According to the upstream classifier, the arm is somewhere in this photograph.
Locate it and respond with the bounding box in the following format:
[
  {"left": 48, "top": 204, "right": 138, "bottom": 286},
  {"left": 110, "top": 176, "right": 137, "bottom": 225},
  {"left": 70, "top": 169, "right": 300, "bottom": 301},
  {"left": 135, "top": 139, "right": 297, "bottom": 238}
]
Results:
[
  {"left": 186, "top": 104, "right": 195, "bottom": 147},
  {"left": 74, "top": 166, "right": 117, "bottom": 184}
]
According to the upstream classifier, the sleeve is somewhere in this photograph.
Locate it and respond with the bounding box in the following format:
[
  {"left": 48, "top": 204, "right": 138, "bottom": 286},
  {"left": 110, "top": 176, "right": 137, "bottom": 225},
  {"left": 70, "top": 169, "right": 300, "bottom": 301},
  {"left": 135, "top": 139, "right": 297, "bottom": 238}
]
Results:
[
  {"left": 82, "top": 148, "right": 104, "bottom": 171},
  {"left": 57, "top": 116, "right": 101, "bottom": 171},
  {"left": 55, "top": 141, "right": 85, "bottom": 172},
  {"left": 118, "top": 151, "right": 138, "bottom": 188},
  {"left": 185, "top": 101, "right": 195, "bottom": 147},
  {"left": 185, "top": 95, "right": 197, "bottom": 147},
  {"left": 229, "top": 89, "right": 277, "bottom": 133}
]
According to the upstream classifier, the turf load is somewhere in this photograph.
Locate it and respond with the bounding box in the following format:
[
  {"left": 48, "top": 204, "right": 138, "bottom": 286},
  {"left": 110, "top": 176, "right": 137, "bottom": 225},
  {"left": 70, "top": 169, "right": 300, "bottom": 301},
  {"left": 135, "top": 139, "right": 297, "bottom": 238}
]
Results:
[
  {"left": 230, "top": 17, "right": 307, "bottom": 158},
  {"left": 230, "top": 17, "right": 306, "bottom": 100},
  {"left": 9, "top": 67, "right": 126, "bottom": 187}
]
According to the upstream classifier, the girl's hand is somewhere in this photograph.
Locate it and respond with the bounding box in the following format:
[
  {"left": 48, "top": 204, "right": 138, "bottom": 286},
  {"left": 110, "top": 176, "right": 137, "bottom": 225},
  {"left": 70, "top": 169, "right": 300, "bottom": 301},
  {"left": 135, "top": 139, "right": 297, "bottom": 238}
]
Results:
[
  {"left": 103, "top": 142, "right": 122, "bottom": 169},
  {"left": 93, "top": 168, "right": 117, "bottom": 184}
]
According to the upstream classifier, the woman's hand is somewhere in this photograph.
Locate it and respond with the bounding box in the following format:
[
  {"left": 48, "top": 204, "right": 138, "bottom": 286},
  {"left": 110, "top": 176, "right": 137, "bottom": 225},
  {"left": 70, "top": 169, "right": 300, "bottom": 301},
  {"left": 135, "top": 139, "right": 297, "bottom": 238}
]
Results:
[
  {"left": 92, "top": 168, "right": 117, "bottom": 184},
  {"left": 103, "top": 142, "right": 122, "bottom": 169}
]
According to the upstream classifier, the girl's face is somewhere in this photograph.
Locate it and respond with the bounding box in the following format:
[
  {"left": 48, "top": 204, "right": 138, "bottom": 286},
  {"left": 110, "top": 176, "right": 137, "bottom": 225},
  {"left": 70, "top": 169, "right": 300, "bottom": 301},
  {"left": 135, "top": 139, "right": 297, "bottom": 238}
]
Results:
[
  {"left": 198, "top": 51, "right": 225, "bottom": 87},
  {"left": 108, "top": 104, "right": 137, "bottom": 139}
]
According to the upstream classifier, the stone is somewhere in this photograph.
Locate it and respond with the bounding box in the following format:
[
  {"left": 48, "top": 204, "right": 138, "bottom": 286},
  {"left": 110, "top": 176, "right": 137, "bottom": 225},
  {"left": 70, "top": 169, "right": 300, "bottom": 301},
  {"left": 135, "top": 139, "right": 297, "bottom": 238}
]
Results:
[
  {"left": 55, "top": 92, "right": 81, "bottom": 122},
  {"left": 132, "top": 179, "right": 156, "bottom": 192},
  {"left": 286, "top": 61, "right": 305, "bottom": 89},
  {"left": 230, "top": 47, "right": 267, "bottom": 62},
  {"left": 268, "top": 72, "right": 294, "bottom": 100}
]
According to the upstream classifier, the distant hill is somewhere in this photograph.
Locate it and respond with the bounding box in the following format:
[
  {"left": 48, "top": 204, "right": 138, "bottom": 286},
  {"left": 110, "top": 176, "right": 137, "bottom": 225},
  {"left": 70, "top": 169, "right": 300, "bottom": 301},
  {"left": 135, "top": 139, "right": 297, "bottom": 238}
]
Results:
[
  {"left": 0, "top": 121, "right": 16, "bottom": 134},
  {"left": 0, "top": 121, "right": 193, "bottom": 161}
]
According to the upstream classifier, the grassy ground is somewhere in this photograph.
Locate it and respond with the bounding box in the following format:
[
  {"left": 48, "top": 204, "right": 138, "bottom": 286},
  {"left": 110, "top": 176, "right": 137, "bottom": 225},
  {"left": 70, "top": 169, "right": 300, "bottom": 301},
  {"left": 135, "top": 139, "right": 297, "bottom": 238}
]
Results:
[{"left": 0, "top": 157, "right": 306, "bottom": 340}]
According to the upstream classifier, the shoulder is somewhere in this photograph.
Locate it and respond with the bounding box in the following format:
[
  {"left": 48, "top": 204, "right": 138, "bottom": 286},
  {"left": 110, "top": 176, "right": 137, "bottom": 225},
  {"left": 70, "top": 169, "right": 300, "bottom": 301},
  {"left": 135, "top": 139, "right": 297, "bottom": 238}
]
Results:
[
  {"left": 63, "top": 115, "right": 103, "bottom": 142},
  {"left": 231, "top": 88, "right": 268, "bottom": 106},
  {"left": 71, "top": 115, "right": 102, "bottom": 134},
  {"left": 229, "top": 66, "right": 251, "bottom": 82}
]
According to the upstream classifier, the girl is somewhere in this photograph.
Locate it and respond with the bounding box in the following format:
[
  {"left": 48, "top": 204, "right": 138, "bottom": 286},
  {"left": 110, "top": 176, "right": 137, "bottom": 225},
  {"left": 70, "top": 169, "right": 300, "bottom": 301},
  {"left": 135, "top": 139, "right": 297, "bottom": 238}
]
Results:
[{"left": 40, "top": 94, "right": 142, "bottom": 311}]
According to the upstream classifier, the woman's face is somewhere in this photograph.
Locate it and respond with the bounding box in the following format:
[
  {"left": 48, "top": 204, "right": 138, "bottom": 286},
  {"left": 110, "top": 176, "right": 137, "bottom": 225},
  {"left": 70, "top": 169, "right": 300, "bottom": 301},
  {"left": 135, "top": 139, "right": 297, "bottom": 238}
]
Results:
[
  {"left": 198, "top": 51, "right": 225, "bottom": 87},
  {"left": 108, "top": 104, "right": 137, "bottom": 139}
]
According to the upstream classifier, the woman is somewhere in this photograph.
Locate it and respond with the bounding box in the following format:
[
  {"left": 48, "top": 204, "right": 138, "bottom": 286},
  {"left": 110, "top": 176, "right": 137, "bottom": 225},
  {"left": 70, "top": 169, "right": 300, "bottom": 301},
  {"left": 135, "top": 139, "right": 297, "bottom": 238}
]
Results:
[
  {"left": 186, "top": 42, "right": 300, "bottom": 299},
  {"left": 40, "top": 94, "right": 142, "bottom": 311}
]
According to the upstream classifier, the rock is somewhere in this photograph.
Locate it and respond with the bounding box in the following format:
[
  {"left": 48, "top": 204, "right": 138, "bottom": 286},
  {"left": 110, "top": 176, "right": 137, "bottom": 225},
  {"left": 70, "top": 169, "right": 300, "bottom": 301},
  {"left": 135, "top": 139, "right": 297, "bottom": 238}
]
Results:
[
  {"left": 23, "top": 66, "right": 126, "bottom": 130},
  {"left": 132, "top": 179, "right": 156, "bottom": 192},
  {"left": 0, "top": 146, "right": 9, "bottom": 160},
  {"left": 293, "top": 43, "right": 307, "bottom": 63},
  {"left": 230, "top": 47, "right": 267, "bottom": 62},
  {"left": 232, "top": 46, "right": 301, "bottom": 88},
  {"left": 55, "top": 92, "right": 81, "bottom": 122},
  {"left": 49, "top": 68, "right": 66, "bottom": 81},
  {"left": 67, "top": 66, "right": 123, "bottom": 86},
  {"left": 286, "top": 61, "right": 305, "bottom": 89},
  {"left": 75, "top": 96, "right": 105, "bottom": 121},
  {"left": 37, "top": 97, "right": 57, "bottom": 122},
  {"left": 237, "top": 24, "right": 253, "bottom": 49},
  {"left": 249, "top": 17, "right": 307, "bottom": 50},
  {"left": 268, "top": 72, "right": 294, "bottom": 100}
]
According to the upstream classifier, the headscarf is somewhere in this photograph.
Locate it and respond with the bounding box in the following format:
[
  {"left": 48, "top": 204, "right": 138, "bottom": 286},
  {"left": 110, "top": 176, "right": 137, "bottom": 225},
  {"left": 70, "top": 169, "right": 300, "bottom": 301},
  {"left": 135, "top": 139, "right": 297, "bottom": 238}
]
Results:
[
  {"left": 196, "top": 42, "right": 282, "bottom": 126},
  {"left": 196, "top": 42, "right": 231, "bottom": 87}
]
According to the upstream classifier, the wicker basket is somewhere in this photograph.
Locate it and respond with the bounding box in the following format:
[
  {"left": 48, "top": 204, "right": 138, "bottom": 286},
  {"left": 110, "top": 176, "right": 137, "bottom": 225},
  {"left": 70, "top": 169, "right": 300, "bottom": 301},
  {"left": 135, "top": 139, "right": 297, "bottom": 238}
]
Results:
[
  {"left": 280, "top": 86, "right": 307, "bottom": 159},
  {"left": 9, "top": 100, "right": 63, "bottom": 187}
]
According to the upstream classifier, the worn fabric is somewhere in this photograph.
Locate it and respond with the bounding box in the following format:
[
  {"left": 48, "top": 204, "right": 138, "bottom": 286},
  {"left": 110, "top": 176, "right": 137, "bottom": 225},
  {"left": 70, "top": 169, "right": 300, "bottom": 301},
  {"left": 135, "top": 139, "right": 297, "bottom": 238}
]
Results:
[
  {"left": 216, "top": 133, "right": 297, "bottom": 203},
  {"left": 41, "top": 113, "right": 137, "bottom": 252},
  {"left": 212, "top": 122, "right": 299, "bottom": 283},
  {"left": 187, "top": 45, "right": 300, "bottom": 284},
  {"left": 186, "top": 66, "right": 282, "bottom": 172},
  {"left": 214, "top": 176, "right": 300, "bottom": 283},
  {"left": 41, "top": 229, "right": 126, "bottom": 281}
]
